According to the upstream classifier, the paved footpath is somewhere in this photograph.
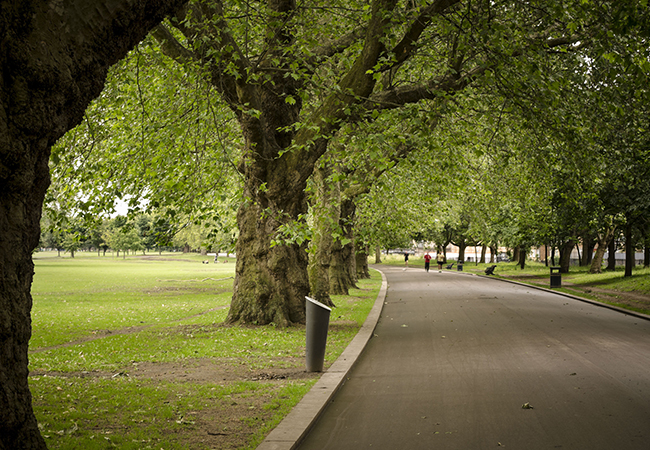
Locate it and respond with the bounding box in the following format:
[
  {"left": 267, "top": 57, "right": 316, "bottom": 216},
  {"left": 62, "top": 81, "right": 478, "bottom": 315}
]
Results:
[{"left": 296, "top": 266, "right": 650, "bottom": 450}]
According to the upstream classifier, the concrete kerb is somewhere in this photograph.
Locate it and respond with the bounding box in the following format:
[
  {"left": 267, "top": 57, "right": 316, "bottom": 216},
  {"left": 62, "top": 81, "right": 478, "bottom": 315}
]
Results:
[
  {"left": 256, "top": 269, "right": 388, "bottom": 450},
  {"left": 474, "top": 271, "right": 650, "bottom": 322}
]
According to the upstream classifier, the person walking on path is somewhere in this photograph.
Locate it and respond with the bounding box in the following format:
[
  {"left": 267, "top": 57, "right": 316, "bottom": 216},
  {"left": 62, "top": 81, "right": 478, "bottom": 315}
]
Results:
[
  {"left": 437, "top": 251, "right": 444, "bottom": 270},
  {"left": 404, "top": 251, "right": 409, "bottom": 268},
  {"left": 424, "top": 252, "right": 432, "bottom": 272}
]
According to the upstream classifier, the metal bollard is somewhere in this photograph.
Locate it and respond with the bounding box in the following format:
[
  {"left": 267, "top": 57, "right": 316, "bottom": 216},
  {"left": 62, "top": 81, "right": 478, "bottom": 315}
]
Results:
[
  {"left": 305, "top": 296, "right": 331, "bottom": 372},
  {"left": 550, "top": 266, "right": 561, "bottom": 288}
]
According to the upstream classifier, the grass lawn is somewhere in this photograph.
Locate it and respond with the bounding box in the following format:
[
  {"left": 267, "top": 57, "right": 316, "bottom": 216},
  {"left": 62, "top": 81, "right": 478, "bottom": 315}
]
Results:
[
  {"left": 29, "top": 251, "right": 382, "bottom": 449},
  {"left": 376, "top": 253, "right": 650, "bottom": 315}
]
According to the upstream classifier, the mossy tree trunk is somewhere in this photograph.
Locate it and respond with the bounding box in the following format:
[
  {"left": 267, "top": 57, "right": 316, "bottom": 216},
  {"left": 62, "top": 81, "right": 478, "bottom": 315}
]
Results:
[
  {"left": 356, "top": 245, "right": 371, "bottom": 279},
  {"left": 330, "top": 198, "right": 358, "bottom": 295},
  {"left": 307, "top": 164, "right": 337, "bottom": 308},
  {"left": 590, "top": 226, "right": 615, "bottom": 274},
  {"left": 0, "top": 1, "right": 187, "bottom": 447}
]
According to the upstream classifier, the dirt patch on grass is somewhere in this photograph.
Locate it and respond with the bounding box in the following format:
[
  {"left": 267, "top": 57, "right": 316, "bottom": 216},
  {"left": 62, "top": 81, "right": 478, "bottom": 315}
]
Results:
[
  {"left": 30, "top": 357, "right": 317, "bottom": 384},
  {"left": 130, "top": 358, "right": 316, "bottom": 384},
  {"left": 144, "top": 285, "right": 231, "bottom": 295},
  {"left": 31, "top": 357, "right": 319, "bottom": 449}
]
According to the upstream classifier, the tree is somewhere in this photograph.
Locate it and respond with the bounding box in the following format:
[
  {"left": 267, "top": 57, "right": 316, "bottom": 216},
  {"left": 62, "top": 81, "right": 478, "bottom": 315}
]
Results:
[
  {"left": 147, "top": 0, "right": 604, "bottom": 326},
  {"left": 0, "top": 1, "right": 187, "bottom": 447}
]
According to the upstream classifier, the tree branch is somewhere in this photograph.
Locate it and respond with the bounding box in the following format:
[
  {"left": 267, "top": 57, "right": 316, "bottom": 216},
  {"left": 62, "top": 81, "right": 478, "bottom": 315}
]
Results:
[
  {"left": 306, "top": 26, "right": 367, "bottom": 65},
  {"left": 389, "top": 0, "right": 463, "bottom": 69},
  {"left": 368, "top": 33, "right": 584, "bottom": 112},
  {"left": 342, "top": 142, "right": 413, "bottom": 199},
  {"left": 152, "top": 24, "right": 194, "bottom": 65},
  {"left": 162, "top": 1, "right": 249, "bottom": 109}
]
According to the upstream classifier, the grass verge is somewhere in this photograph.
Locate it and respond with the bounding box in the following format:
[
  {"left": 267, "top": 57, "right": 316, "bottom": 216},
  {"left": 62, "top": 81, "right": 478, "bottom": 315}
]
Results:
[
  {"left": 375, "top": 253, "right": 650, "bottom": 315},
  {"left": 30, "top": 251, "right": 382, "bottom": 449}
]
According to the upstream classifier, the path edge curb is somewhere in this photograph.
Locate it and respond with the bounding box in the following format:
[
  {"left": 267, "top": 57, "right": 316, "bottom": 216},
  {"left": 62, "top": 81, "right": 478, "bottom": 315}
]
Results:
[
  {"left": 475, "top": 272, "right": 650, "bottom": 322},
  {"left": 256, "top": 268, "right": 388, "bottom": 450}
]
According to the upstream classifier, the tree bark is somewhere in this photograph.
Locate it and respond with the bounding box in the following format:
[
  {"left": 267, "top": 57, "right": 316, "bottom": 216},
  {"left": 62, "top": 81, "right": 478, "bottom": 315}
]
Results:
[
  {"left": 374, "top": 244, "right": 382, "bottom": 264},
  {"left": 625, "top": 221, "right": 634, "bottom": 278},
  {"left": 489, "top": 244, "right": 497, "bottom": 264},
  {"left": 0, "top": 1, "right": 188, "bottom": 448},
  {"left": 307, "top": 164, "right": 336, "bottom": 307},
  {"left": 582, "top": 234, "right": 595, "bottom": 266},
  {"left": 544, "top": 244, "right": 548, "bottom": 266},
  {"left": 607, "top": 236, "right": 617, "bottom": 271},
  {"left": 559, "top": 240, "right": 574, "bottom": 273},
  {"left": 330, "top": 198, "right": 358, "bottom": 295},
  {"left": 551, "top": 245, "right": 556, "bottom": 266},
  {"left": 589, "top": 227, "right": 615, "bottom": 274},
  {"left": 456, "top": 239, "right": 467, "bottom": 262},
  {"left": 356, "top": 244, "right": 371, "bottom": 279},
  {"left": 227, "top": 181, "right": 310, "bottom": 326}
]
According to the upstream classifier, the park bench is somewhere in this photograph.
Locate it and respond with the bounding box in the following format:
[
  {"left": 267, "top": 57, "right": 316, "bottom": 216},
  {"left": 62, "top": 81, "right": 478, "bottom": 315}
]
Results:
[{"left": 485, "top": 265, "right": 497, "bottom": 275}]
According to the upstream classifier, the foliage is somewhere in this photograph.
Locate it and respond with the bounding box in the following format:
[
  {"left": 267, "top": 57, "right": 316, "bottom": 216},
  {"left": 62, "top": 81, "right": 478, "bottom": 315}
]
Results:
[
  {"left": 44, "top": 0, "right": 650, "bottom": 322},
  {"left": 47, "top": 35, "right": 242, "bottom": 237}
]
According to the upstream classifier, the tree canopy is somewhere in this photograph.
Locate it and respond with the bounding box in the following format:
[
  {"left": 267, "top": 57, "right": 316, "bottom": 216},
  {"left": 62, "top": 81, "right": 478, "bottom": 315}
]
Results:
[{"left": 48, "top": 0, "right": 650, "bottom": 327}]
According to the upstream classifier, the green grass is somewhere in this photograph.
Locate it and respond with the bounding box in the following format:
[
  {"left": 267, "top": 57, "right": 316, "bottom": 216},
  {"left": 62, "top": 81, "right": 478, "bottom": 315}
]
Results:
[
  {"left": 29, "top": 251, "right": 382, "bottom": 449},
  {"left": 32, "top": 375, "right": 315, "bottom": 450}
]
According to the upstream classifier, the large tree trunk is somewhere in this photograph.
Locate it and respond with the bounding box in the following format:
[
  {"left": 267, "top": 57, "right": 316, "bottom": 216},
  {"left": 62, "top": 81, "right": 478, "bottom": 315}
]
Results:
[
  {"left": 582, "top": 234, "right": 595, "bottom": 266},
  {"left": 590, "top": 227, "right": 615, "bottom": 274},
  {"left": 356, "top": 244, "right": 371, "bottom": 279},
  {"left": 330, "top": 238, "right": 350, "bottom": 296},
  {"left": 0, "top": 139, "right": 49, "bottom": 450},
  {"left": 489, "top": 244, "right": 497, "bottom": 263},
  {"left": 374, "top": 244, "right": 382, "bottom": 264},
  {"left": 0, "top": 1, "right": 187, "bottom": 448},
  {"left": 607, "top": 236, "right": 617, "bottom": 271},
  {"left": 457, "top": 240, "right": 467, "bottom": 262},
  {"left": 559, "top": 240, "right": 575, "bottom": 274},
  {"left": 307, "top": 164, "right": 336, "bottom": 307},
  {"left": 227, "top": 173, "right": 310, "bottom": 326},
  {"left": 330, "top": 198, "right": 358, "bottom": 295}
]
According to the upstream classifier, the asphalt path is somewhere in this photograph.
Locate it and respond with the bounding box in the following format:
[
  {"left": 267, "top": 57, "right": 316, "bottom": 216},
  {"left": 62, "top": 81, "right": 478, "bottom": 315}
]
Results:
[{"left": 296, "top": 266, "right": 650, "bottom": 450}]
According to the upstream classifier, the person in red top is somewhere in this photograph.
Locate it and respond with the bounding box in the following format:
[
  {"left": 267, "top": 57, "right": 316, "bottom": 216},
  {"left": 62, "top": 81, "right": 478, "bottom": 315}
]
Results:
[{"left": 424, "top": 252, "right": 432, "bottom": 272}]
